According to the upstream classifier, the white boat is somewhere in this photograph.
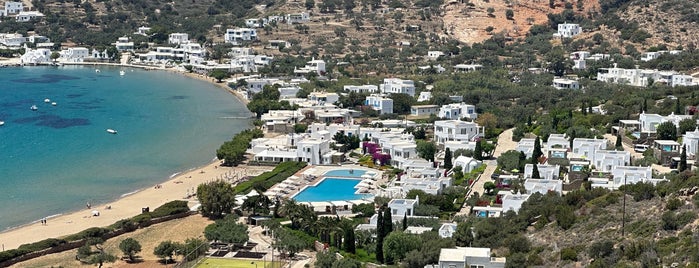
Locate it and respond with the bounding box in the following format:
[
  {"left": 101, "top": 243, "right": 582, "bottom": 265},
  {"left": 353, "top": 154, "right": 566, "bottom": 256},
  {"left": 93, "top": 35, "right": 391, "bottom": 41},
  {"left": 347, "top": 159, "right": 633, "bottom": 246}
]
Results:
[
  {"left": 44, "top": 98, "right": 50, "bottom": 103},
  {"left": 31, "top": 105, "right": 38, "bottom": 111},
  {"left": 119, "top": 70, "right": 125, "bottom": 76},
  {"left": 95, "top": 69, "right": 100, "bottom": 73},
  {"left": 0, "top": 121, "right": 4, "bottom": 126},
  {"left": 107, "top": 129, "right": 117, "bottom": 134},
  {"left": 51, "top": 102, "right": 57, "bottom": 106}
]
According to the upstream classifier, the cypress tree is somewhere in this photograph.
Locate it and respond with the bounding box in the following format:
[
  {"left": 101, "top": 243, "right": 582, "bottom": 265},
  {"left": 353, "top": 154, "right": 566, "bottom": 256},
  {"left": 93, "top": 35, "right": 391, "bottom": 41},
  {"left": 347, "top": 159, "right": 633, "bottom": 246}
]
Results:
[
  {"left": 383, "top": 207, "right": 393, "bottom": 235},
  {"left": 532, "top": 163, "right": 540, "bottom": 179},
  {"left": 569, "top": 130, "right": 576, "bottom": 149},
  {"left": 676, "top": 98, "right": 682, "bottom": 114},
  {"left": 615, "top": 133, "right": 623, "bottom": 150},
  {"left": 581, "top": 102, "right": 587, "bottom": 115},
  {"left": 679, "top": 145, "right": 688, "bottom": 172},
  {"left": 474, "top": 141, "right": 483, "bottom": 161},
  {"left": 344, "top": 227, "right": 356, "bottom": 254},
  {"left": 588, "top": 101, "right": 593, "bottom": 114},
  {"left": 642, "top": 98, "right": 647, "bottom": 113},
  {"left": 532, "top": 136, "right": 543, "bottom": 162},
  {"left": 402, "top": 213, "right": 407, "bottom": 230},
  {"left": 375, "top": 207, "right": 385, "bottom": 263},
  {"left": 444, "top": 148, "right": 453, "bottom": 169},
  {"left": 518, "top": 151, "right": 527, "bottom": 171}
]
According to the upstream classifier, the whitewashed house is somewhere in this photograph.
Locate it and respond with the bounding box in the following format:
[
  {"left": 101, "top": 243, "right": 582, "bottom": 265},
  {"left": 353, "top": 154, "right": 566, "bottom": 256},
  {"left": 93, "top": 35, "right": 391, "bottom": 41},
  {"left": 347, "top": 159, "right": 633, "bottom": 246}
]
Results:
[
  {"left": 245, "top": 18, "right": 266, "bottom": 28},
  {"left": 515, "top": 138, "right": 536, "bottom": 158},
  {"left": 453, "top": 64, "right": 483, "bottom": 73},
  {"left": 589, "top": 166, "right": 661, "bottom": 189},
  {"left": 552, "top": 78, "right": 580, "bottom": 89},
  {"left": 524, "top": 164, "right": 560, "bottom": 180},
  {"left": 639, "top": 112, "right": 693, "bottom": 132},
  {"left": 438, "top": 223, "right": 458, "bottom": 238},
  {"left": 571, "top": 138, "right": 608, "bottom": 159},
  {"left": 417, "top": 91, "right": 432, "bottom": 102},
  {"left": 224, "top": 28, "right": 257, "bottom": 45},
  {"left": 427, "top": 51, "right": 445, "bottom": 60},
  {"left": 285, "top": 12, "right": 310, "bottom": 24},
  {"left": 554, "top": 23, "right": 581, "bottom": 38},
  {"left": 410, "top": 105, "right": 438, "bottom": 116},
  {"left": 438, "top": 247, "right": 506, "bottom": 268},
  {"left": 20, "top": 48, "right": 51, "bottom": 64},
  {"left": 114, "top": 37, "right": 134, "bottom": 51},
  {"left": 168, "top": 33, "right": 189, "bottom": 45},
  {"left": 388, "top": 197, "right": 418, "bottom": 217},
  {"left": 597, "top": 63, "right": 697, "bottom": 87},
  {"left": 344, "top": 85, "right": 378, "bottom": 93},
  {"left": 2, "top": 1, "right": 22, "bottom": 16},
  {"left": 592, "top": 150, "right": 631, "bottom": 172},
  {"left": 682, "top": 128, "right": 699, "bottom": 158},
  {"left": 671, "top": 75, "right": 696, "bottom": 87},
  {"left": 308, "top": 91, "right": 339, "bottom": 105},
  {"left": 434, "top": 120, "right": 484, "bottom": 145},
  {"left": 0, "top": 33, "right": 25, "bottom": 47},
  {"left": 364, "top": 94, "right": 394, "bottom": 114},
  {"left": 380, "top": 78, "right": 416, "bottom": 97},
  {"left": 453, "top": 155, "right": 482, "bottom": 173},
  {"left": 438, "top": 103, "right": 477, "bottom": 120},
  {"left": 294, "top": 58, "right": 326, "bottom": 76},
  {"left": 501, "top": 193, "right": 531, "bottom": 214},
  {"left": 135, "top": 26, "right": 151, "bottom": 36},
  {"left": 641, "top": 51, "right": 663, "bottom": 62},
  {"left": 546, "top": 134, "right": 569, "bottom": 150},
  {"left": 524, "top": 178, "right": 563, "bottom": 195},
  {"left": 245, "top": 78, "right": 282, "bottom": 96},
  {"left": 60, "top": 47, "right": 89, "bottom": 62},
  {"left": 296, "top": 138, "right": 332, "bottom": 165},
  {"left": 15, "top": 11, "right": 43, "bottom": 22}
]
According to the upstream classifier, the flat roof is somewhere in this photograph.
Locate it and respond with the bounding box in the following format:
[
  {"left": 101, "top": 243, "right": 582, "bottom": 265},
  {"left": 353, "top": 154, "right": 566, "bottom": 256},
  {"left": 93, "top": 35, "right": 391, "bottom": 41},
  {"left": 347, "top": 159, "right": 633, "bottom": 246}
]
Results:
[
  {"left": 439, "top": 247, "right": 491, "bottom": 262},
  {"left": 654, "top": 140, "right": 680, "bottom": 145}
]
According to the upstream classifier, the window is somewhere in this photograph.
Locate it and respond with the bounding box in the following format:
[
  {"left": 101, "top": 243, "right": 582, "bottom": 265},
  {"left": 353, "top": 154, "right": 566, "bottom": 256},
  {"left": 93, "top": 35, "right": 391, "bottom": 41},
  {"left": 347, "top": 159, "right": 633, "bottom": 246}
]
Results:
[
  {"left": 469, "top": 265, "right": 484, "bottom": 268},
  {"left": 392, "top": 209, "right": 397, "bottom": 214}
]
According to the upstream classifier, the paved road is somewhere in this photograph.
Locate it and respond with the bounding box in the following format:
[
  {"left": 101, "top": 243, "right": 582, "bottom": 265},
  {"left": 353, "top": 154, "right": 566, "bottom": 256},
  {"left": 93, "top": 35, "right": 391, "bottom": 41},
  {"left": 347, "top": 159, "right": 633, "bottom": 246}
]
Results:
[
  {"left": 457, "top": 128, "right": 516, "bottom": 215},
  {"left": 602, "top": 133, "right": 672, "bottom": 174}
]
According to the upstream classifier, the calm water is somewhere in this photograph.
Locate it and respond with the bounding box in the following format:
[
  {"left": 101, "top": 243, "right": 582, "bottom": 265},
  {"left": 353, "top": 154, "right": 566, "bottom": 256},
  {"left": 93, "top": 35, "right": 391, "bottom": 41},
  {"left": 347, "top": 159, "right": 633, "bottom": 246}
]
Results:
[
  {"left": 293, "top": 178, "right": 368, "bottom": 202},
  {"left": 0, "top": 66, "right": 251, "bottom": 230},
  {"left": 323, "top": 169, "right": 366, "bottom": 178}
]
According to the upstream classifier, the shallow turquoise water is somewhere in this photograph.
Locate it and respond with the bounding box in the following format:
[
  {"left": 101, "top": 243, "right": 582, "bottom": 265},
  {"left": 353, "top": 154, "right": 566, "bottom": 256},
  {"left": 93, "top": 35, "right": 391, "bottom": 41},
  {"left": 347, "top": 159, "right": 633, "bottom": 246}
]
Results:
[
  {"left": 293, "top": 178, "right": 368, "bottom": 202},
  {"left": 0, "top": 66, "right": 251, "bottom": 230},
  {"left": 323, "top": 169, "right": 366, "bottom": 178}
]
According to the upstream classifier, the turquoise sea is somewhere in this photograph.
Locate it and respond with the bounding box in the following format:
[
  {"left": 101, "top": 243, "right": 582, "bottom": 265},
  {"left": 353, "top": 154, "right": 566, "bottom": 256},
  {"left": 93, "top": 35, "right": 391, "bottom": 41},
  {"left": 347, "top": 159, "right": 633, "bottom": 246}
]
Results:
[{"left": 0, "top": 66, "right": 251, "bottom": 230}]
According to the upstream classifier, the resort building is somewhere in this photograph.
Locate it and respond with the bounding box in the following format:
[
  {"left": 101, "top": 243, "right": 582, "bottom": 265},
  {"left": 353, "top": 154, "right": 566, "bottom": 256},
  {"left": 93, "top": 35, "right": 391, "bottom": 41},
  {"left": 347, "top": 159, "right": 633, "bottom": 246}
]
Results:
[
  {"left": 546, "top": 134, "right": 569, "bottom": 150},
  {"left": 552, "top": 78, "right": 580, "bottom": 90},
  {"left": 592, "top": 150, "right": 631, "bottom": 172},
  {"left": 438, "top": 103, "right": 477, "bottom": 120},
  {"left": 135, "top": 26, "right": 151, "bottom": 36},
  {"left": 427, "top": 51, "right": 445, "bottom": 60},
  {"left": 438, "top": 247, "right": 506, "bottom": 268},
  {"left": 267, "top": 39, "right": 290, "bottom": 50},
  {"left": 2, "top": 1, "right": 22, "bottom": 16},
  {"left": 114, "top": 37, "right": 134, "bottom": 51},
  {"left": 294, "top": 58, "right": 326, "bottom": 76},
  {"left": 453, "top": 155, "right": 482, "bottom": 173},
  {"left": 307, "top": 91, "right": 339, "bottom": 105},
  {"left": 224, "top": 28, "right": 258, "bottom": 45},
  {"left": 245, "top": 18, "right": 266, "bottom": 28},
  {"left": 388, "top": 197, "right": 418, "bottom": 217},
  {"left": 682, "top": 128, "right": 699, "bottom": 158},
  {"left": 453, "top": 64, "right": 483, "bottom": 73},
  {"left": 524, "top": 164, "right": 560, "bottom": 180},
  {"left": 0, "top": 33, "right": 25, "bottom": 47},
  {"left": 344, "top": 85, "right": 378, "bottom": 94},
  {"left": 438, "top": 223, "right": 458, "bottom": 238},
  {"left": 380, "top": 78, "right": 416, "bottom": 97},
  {"left": 15, "top": 11, "right": 43, "bottom": 22},
  {"left": 417, "top": 91, "right": 432, "bottom": 102},
  {"left": 524, "top": 178, "right": 563, "bottom": 195},
  {"left": 20, "top": 48, "right": 51, "bottom": 64},
  {"left": 597, "top": 64, "right": 699, "bottom": 87},
  {"left": 434, "top": 120, "right": 484, "bottom": 145},
  {"left": 501, "top": 193, "right": 531, "bottom": 214},
  {"left": 364, "top": 94, "right": 394, "bottom": 115},
  {"left": 59, "top": 47, "right": 90, "bottom": 62},
  {"left": 589, "top": 166, "right": 663, "bottom": 190},
  {"left": 639, "top": 112, "right": 693, "bottom": 132},
  {"left": 285, "top": 12, "right": 310, "bottom": 24},
  {"left": 516, "top": 138, "right": 536, "bottom": 158},
  {"left": 571, "top": 138, "right": 609, "bottom": 159},
  {"left": 168, "top": 33, "right": 189, "bottom": 45}
]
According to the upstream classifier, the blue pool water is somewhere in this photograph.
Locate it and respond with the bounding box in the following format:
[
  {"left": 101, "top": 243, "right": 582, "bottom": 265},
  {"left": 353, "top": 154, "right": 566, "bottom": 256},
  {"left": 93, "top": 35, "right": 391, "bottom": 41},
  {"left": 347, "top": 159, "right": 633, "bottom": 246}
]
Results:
[
  {"left": 0, "top": 66, "right": 251, "bottom": 230},
  {"left": 293, "top": 178, "right": 368, "bottom": 202},
  {"left": 323, "top": 169, "right": 366, "bottom": 178}
]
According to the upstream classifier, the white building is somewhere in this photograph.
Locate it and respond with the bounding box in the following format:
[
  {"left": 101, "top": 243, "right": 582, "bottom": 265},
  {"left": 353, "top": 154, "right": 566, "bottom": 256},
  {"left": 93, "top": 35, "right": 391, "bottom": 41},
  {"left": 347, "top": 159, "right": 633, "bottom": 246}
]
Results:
[
  {"left": 365, "top": 94, "right": 393, "bottom": 115},
  {"left": 552, "top": 78, "right": 580, "bottom": 89},
  {"left": 224, "top": 28, "right": 257, "bottom": 45},
  {"left": 589, "top": 166, "right": 661, "bottom": 190},
  {"left": 554, "top": 23, "right": 581, "bottom": 38},
  {"left": 571, "top": 138, "right": 608, "bottom": 159},
  {"left": 60, "top": 47, "right": 90, "bottom": 62},
  {"left": 546, "top": 134, "right": 569, "bottom": 150},
  {"left": 524, "top": 164, "right": 560, "bottom": 180},
  {"left": 245, "top": 18, "right": 266, "bottom": 28},
  {"left": 114, "top": 37, "right": 134, "bottom": 51},
  {"left": 524, "top": 178, "right": 563, "bottom": 195},
  {"left": 453, "top": 64, "right": 483, "bottom": 73},
  {"left": 453, "top": 155, "right": 482, "bottom": 173},
  {"left": 135, "top": 26, "right": 151, "bottom": 36},
  {"left": 15, "top": 10, "right": 42, "bottom": 22},
  {"left": 641, "top": 51, "right": 664, "bottom": 62},
  {"left": 20, "top": 48, "right": 51, "bottom": 64},
  {"left": 682, "top": 128, "right": 699, "bottom": 158},
  {"left": 434, "top": 120, "right": 484, "bottom": 145},
  {"left": 308, "top": 91, "right": 339, "bottom": 105},
  {"left": 410, "top": 105, "right": 438, "bottom": 116},
  {"left": 671, "top": 74, "right": 696, "bottom": 87},
  {"left": 296, "top": 138, "right": 332, "bottom": 165},
  {"left": 286, "top": 12, "right": 310, "bottom": 24},
  {"left": 592, "top": 150, "right": 631, "bottom": 172},
  {"left": 438, "top": 247, "right": 506, "bottom": 268},
  {"left": 344, "top": 85, "right": 378, "bottom": 94},
  {"left": 388, "top": 198, "right": 418, "bottom": 217},
  {"left": 427, "top": 51, "right": 445, "bottom": 60},
  {"left": 597, "top": 63, "right": 698, "bottom": 87},
  {"left": 639, "top": 112, "right": 693, "bottom": 133},
  {"left": 168, "top": 33, "right": 189, "bottom": 45},
  {"left": 515, "top": 138, "right": 536, "bottom": 158},
  {"left": 294, "top": 58, "right": 326, "bottom": 76},
  {"left": 438, "top": 103, "right": 477, "bottom": 120},
  {"left": 417, "top": 91, "right": 432, "bottom": 102},
  {"left": 0, "top": 33, "right": 25, "bottom": 47},
  {"left": 380, "top": 78, "right": 416, "bottom": 97},
  {"left": 3, "top": 1, "right": 22, "bottom": 16},
  {"left": 438, "top": 223, "right": 458, "bottom": 238},
  {"left": 501, "top": 192, "right": 531, "bottom": 214}
]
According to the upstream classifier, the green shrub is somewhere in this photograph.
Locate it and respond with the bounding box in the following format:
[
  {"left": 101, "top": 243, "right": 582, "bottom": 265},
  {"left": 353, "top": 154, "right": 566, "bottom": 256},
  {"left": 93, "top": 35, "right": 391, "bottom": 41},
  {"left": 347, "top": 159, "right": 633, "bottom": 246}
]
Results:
[
  {"left": 64, "top": 227, "right": 111, "bottom": 241},
  {"left": 560, "top": 247, "right": 578, "bottom": 261},
  {"left": 151, "top": 200, "right": 190, "bottom": 218},
  {"left": 234, "top": 161, "right": 307, "bottom": 194},
  {"left": 0, "top": 248, "right": 32, "bottom": 263},
  {"left": 16, "top": 238, "right": 67, "bottom": 252},
  {"left": 666, "top": 197, "right": 682, "bottom": 211}
]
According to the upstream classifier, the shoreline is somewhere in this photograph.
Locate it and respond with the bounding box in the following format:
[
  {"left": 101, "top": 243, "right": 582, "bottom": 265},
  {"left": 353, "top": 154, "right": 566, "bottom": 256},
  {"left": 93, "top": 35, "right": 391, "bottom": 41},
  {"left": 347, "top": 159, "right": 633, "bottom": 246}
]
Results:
[{"left": 0, "top": 62, "right": 258, "bottom": 251}]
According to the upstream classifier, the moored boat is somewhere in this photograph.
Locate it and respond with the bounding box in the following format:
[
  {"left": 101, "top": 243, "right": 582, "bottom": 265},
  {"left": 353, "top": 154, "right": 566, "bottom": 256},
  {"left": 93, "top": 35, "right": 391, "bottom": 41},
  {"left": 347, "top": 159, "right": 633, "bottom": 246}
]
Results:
[{"left": 107, "top": 128, "right": 117, "bottom": 134}]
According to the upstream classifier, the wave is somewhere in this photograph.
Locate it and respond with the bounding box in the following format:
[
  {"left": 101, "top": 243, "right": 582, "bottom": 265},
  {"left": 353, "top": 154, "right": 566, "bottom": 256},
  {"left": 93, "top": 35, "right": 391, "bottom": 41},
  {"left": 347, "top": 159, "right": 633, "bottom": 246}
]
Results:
[{"left": 120, "top": 189, "right": 141, "bottom": 198}]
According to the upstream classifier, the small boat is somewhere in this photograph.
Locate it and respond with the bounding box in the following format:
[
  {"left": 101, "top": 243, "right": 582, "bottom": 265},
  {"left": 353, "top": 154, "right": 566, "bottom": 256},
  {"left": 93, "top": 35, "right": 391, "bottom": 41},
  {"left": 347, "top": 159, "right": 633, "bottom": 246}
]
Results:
[
  {"left": 0, "top": 121, "right": 4, "bottom": 126},
  {"left": 106, "top": 129, "right": 117, "bottom": 134},
  {"left": 44, "top": 98, "right": 50, "bottom": 103},
  {"left": 51, "top": 102, "right": 57, "bottom": 106},
  {"left": 119, "top": 70, "right": 125, "bottom": 76},
  {"left": 95, "top": 69, "right": 100, "bottom": 73},
  {"left": 31, "top": 105, "right": 38, "bottom": 111}
]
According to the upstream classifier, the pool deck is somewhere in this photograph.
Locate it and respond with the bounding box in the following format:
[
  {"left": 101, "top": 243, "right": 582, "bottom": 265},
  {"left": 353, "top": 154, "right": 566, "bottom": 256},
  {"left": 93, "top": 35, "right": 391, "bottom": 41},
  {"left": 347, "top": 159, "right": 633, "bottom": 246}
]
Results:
[{"left": 264, "top": 164, "right": 386, "bottom": 203}]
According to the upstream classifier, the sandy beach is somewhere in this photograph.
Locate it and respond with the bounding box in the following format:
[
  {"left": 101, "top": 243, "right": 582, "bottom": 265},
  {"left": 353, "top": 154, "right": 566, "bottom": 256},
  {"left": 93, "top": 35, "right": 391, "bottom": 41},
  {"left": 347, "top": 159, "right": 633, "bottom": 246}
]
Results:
[
  {"left": 0, "top": 61, "right": 260, "bottom": 251},
  {"left": 0, "top": 160, "right": 269, "bottom": 251}
]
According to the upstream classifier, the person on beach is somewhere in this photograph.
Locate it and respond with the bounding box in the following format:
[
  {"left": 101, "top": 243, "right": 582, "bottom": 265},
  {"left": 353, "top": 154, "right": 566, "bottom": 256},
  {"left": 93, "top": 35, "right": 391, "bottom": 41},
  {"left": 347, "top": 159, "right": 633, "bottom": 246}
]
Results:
[{"left": 86, "top": 202, "right": 91, "bottom": 209}]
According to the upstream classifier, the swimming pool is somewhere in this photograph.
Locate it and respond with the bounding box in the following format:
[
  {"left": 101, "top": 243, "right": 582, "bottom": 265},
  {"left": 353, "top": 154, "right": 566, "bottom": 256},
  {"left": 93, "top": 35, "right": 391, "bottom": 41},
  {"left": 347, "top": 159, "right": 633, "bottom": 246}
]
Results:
[
  {"left": 293, "top": 178, "right": 369, "bottom": 202},
  {"left": 324, "top": 169, "right": 367, "bottom": 178}
]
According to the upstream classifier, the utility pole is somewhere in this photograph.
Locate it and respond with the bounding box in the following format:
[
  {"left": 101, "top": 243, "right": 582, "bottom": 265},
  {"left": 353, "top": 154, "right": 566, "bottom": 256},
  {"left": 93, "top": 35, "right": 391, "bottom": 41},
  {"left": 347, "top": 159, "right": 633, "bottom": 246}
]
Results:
[{"left": 621, "top": 174, "right": 627, "bottom": 238}]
